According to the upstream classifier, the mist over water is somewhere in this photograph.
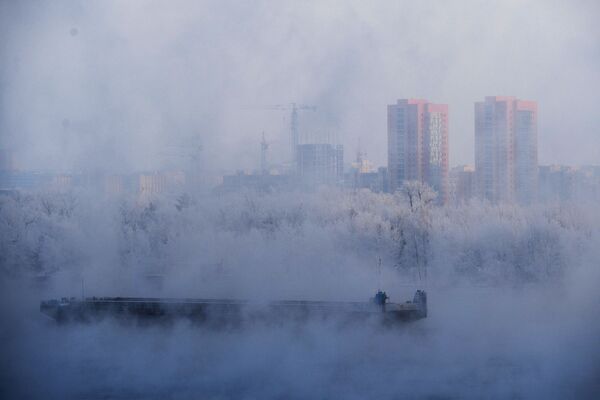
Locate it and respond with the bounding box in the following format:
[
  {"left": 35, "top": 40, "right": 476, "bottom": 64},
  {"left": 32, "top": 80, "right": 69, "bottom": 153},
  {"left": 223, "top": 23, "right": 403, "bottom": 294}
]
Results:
[
  {"left": 1, "top": 0, "right": 600, "bottom": 398},
  {"left": 2, "top": 278, "right": 599, "bottom": 399},
  {"left": 1, "top": 189, "right": 599, "bottom": 398}
]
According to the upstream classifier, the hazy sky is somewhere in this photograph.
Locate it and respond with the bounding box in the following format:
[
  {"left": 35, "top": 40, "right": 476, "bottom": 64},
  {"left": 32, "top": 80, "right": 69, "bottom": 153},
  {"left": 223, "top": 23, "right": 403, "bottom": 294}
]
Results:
[{"left": 1, "top": 0, "right": 599, "bottom": 172}]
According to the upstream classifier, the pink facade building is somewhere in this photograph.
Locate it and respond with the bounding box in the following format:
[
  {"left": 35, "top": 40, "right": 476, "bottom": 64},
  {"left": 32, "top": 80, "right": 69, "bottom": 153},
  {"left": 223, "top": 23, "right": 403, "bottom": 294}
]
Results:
[
  {"left": 387, "top": 99, "right": 449, "bottom": 201},
  {"left": 474, "top": 96, "right": 538, "bottom": 204}
]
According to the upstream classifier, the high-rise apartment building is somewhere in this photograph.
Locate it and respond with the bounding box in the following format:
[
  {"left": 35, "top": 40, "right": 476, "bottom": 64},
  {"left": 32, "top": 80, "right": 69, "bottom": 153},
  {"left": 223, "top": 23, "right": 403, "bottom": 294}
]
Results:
[
  {"left": 474, "top": 96, "right": 538, "bottom": 204},
  {"left": 387, "top": 99, "right": 449, "bottom": 201}
]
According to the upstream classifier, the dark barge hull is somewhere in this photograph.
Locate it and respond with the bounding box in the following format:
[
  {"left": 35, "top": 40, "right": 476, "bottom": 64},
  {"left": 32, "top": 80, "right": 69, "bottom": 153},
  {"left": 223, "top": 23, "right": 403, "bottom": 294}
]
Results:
[{"left": 40, "top": 291, "right": 427, "bottom": 326}]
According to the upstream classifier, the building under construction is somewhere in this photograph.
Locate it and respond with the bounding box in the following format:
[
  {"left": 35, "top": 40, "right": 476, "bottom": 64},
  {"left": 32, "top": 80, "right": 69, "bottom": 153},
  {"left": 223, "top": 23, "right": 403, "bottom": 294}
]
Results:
[{"left": 296, "top": 143, "right": 344, "bottom": 188}]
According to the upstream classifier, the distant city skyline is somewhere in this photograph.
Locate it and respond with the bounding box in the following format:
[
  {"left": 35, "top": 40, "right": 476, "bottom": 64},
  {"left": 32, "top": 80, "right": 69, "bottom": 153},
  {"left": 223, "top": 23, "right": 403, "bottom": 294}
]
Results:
[
  {"left": 1, "top": 2, "right": 598, "bottom": 173},
  {"left": 2, "top": 92, "right": 588, "bottom": 174}
]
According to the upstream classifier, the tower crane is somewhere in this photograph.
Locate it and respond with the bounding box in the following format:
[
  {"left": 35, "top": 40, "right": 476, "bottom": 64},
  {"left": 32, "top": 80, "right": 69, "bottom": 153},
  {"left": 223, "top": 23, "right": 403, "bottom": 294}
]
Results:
[{"left": 244, "top": 103, "right": 317, "bottom": 163}]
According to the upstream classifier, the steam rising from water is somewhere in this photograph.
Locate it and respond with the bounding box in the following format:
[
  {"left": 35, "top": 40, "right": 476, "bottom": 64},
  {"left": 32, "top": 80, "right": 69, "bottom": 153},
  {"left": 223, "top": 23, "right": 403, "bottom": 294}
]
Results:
[
  {"left": 2, "top": 285, "right": 598, "bottom": 399},
  {"left": 1, "top": 190, "right": 599, "bottom": 398},
  {"left": 1, "top": 0, "right": 599, "bottom": 397}
]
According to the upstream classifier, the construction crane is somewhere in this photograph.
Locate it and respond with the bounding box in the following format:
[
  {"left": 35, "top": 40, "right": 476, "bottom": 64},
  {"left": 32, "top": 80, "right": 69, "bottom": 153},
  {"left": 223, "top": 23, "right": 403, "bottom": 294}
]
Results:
[{"left": 244, "top": 103, "right": 317, "bottom": 163}]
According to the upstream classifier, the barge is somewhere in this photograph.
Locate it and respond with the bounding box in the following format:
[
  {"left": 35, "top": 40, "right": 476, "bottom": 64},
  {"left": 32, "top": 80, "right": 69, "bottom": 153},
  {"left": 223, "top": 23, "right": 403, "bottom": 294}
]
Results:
[{"left": 40, "top": 290, "right": 427, "bottom": 325}]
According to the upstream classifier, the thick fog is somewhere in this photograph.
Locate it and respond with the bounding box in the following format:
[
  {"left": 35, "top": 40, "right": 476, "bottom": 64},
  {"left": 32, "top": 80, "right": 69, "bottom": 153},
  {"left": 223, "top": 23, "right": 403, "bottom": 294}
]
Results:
[
  {"left": 1, "top": 189, "right": 599, "bottom": 398},
  {"left": 1, "top": 1, "right": 600, "bottom": 399},
  {"left": 1, "top": 0, "right": 599, "bottom": 170}
]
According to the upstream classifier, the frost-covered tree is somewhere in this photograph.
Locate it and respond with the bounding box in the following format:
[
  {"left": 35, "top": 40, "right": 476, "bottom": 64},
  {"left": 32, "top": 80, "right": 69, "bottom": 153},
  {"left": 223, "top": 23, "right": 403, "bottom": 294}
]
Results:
[{"left": 0, "top": 187, "right": 596, "bottom": 290}]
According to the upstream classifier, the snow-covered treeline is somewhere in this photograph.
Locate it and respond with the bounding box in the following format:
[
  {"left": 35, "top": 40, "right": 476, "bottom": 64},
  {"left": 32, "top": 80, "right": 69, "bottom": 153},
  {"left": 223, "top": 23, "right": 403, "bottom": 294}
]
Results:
[{"left": 1, "top": 186, "right": 598, "bottom": 296}]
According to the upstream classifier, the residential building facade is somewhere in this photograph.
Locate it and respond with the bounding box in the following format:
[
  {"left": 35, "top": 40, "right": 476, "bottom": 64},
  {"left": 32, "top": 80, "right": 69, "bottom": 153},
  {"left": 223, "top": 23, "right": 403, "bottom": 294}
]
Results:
[
  {"left": 474, "top": 96, "right": 538, "bottom": 204},
  {"left": 387, "top": 99, "right": 449, "bottom": 201}
]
